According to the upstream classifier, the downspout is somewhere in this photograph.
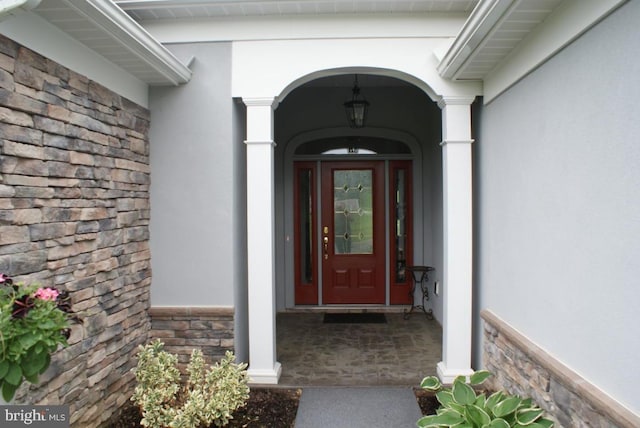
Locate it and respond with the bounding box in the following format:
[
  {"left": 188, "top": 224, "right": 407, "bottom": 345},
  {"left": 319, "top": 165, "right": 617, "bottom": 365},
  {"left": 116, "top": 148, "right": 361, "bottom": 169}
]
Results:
[{"left": 0, "top": 0, "right": 41, "bottom": 21}]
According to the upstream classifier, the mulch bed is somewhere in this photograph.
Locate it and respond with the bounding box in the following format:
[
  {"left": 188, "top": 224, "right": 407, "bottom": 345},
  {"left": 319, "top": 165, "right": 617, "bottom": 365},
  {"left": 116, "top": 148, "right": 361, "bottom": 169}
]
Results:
[
  {"left": 413, "top": 387, "right": 496, "bottom": 416},
  {"left": 413, "top": 388, "right": 440, "bottom": 415},
  {"left": 107, "top": 388, "right": 301, "bottom": 428},
  {"left": 108, "top": 387, "right": 442, "bottom": 427}
]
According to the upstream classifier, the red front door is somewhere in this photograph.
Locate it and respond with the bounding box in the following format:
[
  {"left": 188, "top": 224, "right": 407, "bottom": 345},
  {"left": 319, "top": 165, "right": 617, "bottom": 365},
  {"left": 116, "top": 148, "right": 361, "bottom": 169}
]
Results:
[{"left": 321, "top": 161, "right": 385, "bottom": 304}]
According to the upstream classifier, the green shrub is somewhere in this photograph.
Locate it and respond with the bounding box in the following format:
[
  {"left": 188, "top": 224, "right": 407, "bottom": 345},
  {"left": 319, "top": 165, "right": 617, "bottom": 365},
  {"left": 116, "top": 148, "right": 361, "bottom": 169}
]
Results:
[
  {"left": 417, "top": 370, "right": 555, "bottom": 428},
  {"left": 131, "top": 340, "right": 250, "bottom": 428}
]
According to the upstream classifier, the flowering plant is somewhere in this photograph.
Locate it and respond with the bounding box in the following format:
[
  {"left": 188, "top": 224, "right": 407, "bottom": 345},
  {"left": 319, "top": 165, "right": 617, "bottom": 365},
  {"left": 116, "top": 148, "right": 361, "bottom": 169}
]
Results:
[{"left": 0, "top": 273, "right": 81, "bottom": 401}]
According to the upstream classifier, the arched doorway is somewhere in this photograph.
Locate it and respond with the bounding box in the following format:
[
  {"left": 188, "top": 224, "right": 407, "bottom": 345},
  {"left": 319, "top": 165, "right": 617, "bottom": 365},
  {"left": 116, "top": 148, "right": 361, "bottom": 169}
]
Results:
[
  {"left": 270, "top": 73, "right": 445, "bottom": 386},
  {"left": 240, "top": 64, "right": 476, "bottom": 384},
  {"left": 276, "top": 74, "right": 439, "bottom": 312}
]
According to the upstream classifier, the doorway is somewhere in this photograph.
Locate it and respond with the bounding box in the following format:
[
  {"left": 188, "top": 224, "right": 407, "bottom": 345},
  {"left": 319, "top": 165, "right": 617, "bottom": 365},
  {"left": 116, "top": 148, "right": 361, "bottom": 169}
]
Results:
[
  {"left": 322, "top": 161, "right": 385, "bottom": 303},
  {"left": 242, "top": 68, "right": 476, "bottom": 383},
  {"left": 294, "top": 159, "right": 413, "bottom": 305}
]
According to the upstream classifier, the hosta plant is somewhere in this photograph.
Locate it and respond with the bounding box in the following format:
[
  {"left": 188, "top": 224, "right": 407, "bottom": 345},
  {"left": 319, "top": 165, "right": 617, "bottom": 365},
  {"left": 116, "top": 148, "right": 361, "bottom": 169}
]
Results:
[
  {"left": 417, "top": 370, "right": 554, "bottom": 428},
  {"left": 0, "top": 273, "right": 81, "bottom": 401},
  {"left": 131, "top": 339, "right": 250, "bottom": 428}
]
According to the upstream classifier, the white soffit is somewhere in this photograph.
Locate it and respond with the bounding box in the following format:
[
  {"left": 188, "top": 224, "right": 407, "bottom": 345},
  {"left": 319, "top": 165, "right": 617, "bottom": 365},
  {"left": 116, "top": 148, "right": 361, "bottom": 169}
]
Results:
[
  {"left": 114, "top": 0, "right": 480, "bottom": 20},
  {"left": 438, "top": 0, "right": 565, "bottom": 80},
  {"left": 114, "top": 1, "right": 480, "bottom": 43},
  {"left": 439, "top": 0, "right": 629, "bottom": 83},
  {"left": 32, "top": 0, "right": 191, "bottom": 85}
]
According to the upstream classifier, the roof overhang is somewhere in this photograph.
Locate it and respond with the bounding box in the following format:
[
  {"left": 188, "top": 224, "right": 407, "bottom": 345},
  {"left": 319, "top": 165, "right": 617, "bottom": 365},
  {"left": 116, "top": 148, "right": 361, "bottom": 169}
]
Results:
[
  {"left": 437, "top": 0, "right": 564, "bottom": 80},
  {"left": 3, "top": 0, "right": 628, "bottom": 95},
  {"left": 438, "top": 0, "right": 629, "bottom": 85},
  {"left": 31, "top": 0, "right": 191, "bottom": 86},
  {"left": 0, "top": 0, "right": 40, "bottom": 16}
]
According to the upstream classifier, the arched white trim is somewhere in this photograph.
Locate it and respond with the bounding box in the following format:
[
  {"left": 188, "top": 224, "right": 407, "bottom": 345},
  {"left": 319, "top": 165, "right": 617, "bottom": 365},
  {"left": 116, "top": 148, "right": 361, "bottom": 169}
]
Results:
[
  {"left": 284, "top": 126, "right": 422, "bottom": 160},
  {"left": 231, "top": 38, "right": 482, "bottom": 101},
  {"left": 278, "top": 67, "right": 441, "bottom": 104}
]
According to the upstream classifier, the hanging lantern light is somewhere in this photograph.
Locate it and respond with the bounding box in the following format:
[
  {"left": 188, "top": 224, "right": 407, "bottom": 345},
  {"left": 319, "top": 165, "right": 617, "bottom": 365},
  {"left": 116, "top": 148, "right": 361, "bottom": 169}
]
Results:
[{"left": 344, "top": 75, "right": 369, "bottom": 128}]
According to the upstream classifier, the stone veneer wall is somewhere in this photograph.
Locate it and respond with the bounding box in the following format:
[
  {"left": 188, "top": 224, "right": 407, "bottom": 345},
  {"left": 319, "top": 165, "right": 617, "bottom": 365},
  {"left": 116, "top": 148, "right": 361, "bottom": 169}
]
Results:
[
  {"left": 0, "top": 35, "right": 151, "bottom": 426},
  {"left": 149, "top": 307, "right": 235, "bottom": 366},
  {"left": 482, "top": 310, "right": 639, "bottom": 428}
]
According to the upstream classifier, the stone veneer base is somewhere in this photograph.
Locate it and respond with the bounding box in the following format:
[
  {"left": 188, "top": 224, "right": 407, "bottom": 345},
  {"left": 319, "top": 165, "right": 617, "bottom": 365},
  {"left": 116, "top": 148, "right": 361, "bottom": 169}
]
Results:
[
  {"left": 482, "top": 309, "right": 639, "bottom": 428},
  {"left": 149, "top": 306, "right": 235, "bottom": 366}
]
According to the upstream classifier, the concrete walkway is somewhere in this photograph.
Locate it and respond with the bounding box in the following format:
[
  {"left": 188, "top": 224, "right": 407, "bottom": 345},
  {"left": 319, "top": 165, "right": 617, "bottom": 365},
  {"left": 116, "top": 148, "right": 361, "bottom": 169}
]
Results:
[{"left": 294, "top": 387, "right": 422, "bottom": 428}]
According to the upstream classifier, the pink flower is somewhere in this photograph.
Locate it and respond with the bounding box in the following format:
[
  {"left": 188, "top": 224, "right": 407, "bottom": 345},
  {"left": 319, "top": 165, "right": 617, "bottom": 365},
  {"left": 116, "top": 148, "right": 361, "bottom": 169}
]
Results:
[
  {"left": 34, "top": 287, "right": 60, "bottom": 301},
  {"left": 0, "top": 273, "right": 10, "bottom": 283}
]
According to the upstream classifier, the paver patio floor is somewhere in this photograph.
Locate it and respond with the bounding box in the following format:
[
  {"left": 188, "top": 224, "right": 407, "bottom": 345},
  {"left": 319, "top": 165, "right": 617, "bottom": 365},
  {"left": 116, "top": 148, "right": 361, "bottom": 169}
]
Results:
[{"left": 276, "top": 311, "right": 442, "bottom": 386}]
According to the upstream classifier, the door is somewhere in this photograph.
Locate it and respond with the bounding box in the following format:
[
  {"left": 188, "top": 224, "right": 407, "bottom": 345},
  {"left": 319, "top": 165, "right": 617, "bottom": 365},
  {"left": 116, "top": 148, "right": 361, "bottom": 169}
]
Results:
[{"left": 321, "top": 161, "right": 385, "bottom": 304}]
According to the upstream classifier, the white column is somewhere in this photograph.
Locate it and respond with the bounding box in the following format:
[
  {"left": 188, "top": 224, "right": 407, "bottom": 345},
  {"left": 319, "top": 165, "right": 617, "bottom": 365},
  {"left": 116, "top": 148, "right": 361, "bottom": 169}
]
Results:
[
  {"left": 244, "top": 97, "right": 281, "bottom": 384},
  {"left": 436, "top": 96, "right": 475, "bottom": 383}
]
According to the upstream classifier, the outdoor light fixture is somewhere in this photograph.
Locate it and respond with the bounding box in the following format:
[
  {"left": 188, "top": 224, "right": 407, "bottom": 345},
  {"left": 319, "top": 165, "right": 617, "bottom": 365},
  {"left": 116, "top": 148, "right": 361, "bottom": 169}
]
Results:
[{"left": 344, "top": 75, "right": 369, "bottom": 128}]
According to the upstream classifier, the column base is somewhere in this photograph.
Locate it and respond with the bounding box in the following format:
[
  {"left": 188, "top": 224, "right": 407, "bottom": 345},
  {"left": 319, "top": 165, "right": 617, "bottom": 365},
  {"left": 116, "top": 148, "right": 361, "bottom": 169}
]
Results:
[
  {"left": 247, "top": 362, "right": 282, "bottom": 385},
  {"left": 437, "top": 361, "right": 474, "bottom": 384}
]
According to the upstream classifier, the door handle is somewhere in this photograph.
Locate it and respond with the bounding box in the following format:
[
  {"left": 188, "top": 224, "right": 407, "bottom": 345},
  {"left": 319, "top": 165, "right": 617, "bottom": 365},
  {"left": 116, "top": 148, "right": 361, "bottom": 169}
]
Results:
[
  {"left": 323, "top": 226, "right": 329, "bottom": 260},
  {"left": 323, "top": 236, "right": 329, "bottom": 259}
]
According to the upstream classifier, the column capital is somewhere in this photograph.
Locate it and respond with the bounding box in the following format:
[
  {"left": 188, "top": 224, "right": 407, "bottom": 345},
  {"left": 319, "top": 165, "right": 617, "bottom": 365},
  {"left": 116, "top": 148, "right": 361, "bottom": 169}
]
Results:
[
  {"left": 245, "top": 97, "right": 276, "bottom": 142},
  {"left": 437, "top": 96, "right": 476, "bottom": 109},
  {"left": 243, "top": 97, "right": 279, "bottom": 109}
]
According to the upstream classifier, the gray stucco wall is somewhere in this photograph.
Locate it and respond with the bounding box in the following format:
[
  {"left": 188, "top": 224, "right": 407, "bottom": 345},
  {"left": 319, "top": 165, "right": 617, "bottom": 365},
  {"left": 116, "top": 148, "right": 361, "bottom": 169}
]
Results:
[
  {"left": 231, "top": 97, "right": 248, "bottom": 362},
  {"left": 475, "top": 0, "right": 640, "bottom": 413},
  {"left": 149, "top": 43, "right": 240, "bottom": 308},
  {"left": 149, "top": 42, "right": 249, "bottom": 361}
]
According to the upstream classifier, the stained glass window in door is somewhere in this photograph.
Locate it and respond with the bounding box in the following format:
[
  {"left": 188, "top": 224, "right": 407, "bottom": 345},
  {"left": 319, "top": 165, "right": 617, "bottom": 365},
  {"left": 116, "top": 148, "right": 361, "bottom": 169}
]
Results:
[{"left": 333, "top": 170, "right": 373, "bottom": 254}]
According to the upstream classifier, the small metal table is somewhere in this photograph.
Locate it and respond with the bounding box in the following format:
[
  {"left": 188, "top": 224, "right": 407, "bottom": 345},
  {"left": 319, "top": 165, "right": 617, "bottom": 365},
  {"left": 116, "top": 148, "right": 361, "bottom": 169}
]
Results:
[{"left": 404, "top": 266, "right": 435, "bottom": 320}]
